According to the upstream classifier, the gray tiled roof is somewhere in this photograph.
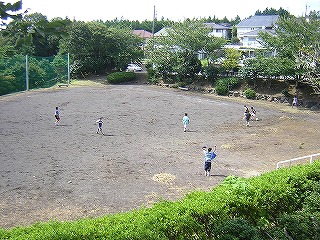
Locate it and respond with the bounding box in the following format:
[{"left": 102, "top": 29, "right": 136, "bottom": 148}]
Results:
[
  {"left": 236, "top": 15, "right": 279, "bottom": 28},
  {"left": 204, "top": 23, "right": 231, "bottom": 30}
]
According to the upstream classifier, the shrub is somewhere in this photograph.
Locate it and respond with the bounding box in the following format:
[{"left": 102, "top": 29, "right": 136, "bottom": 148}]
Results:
[
  {"left": 215, "top": 79, "right": 229, "bottom": 95},
  {"left": 227, "top": 77, "right": 241, "bottom": 89},
  {"left": 214, "top": 77, "right": 241, "bottom": 96},
  {"left": 214, "top": 218, "right": 259, "bottom": 240},
  {"left": 107, "top": 72, "right": 136, "bottom": 84},
  {"left": 244, "top": 88, "right": 256, "bottom": 99},
  {"left": 204, "top": 64, "right": 221, "bottom": 82}
]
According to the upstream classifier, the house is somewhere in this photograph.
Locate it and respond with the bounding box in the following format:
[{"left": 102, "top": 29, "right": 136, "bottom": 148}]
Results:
[
  {"left": 132, "top": 30, "right": 153, "bottom": 52},
  {"left": 153, "top": 27, "right": 171, "bottom": 37},
  {"left": 132, "top": 30, "right": 153, "bottom": 40},
  {"left": 241, "top": 29, "right": 277, "bottom": 48},
  {"left": 236, "top": 15, "right": 279, "bottom": 48},
  {"left": 204, "top": 22, "right": 232, "bottom": 39}
]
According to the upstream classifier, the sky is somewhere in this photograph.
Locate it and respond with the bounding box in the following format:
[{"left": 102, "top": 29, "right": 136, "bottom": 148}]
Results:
[{"left": 8, "top": 0, "right": 320, "bottom": 22}]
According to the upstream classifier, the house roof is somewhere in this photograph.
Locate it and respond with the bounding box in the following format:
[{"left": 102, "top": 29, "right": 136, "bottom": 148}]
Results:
[
  {"left": 154, "top": 27, "right": 171, "bottom": 37},
  {"left": 132, "top": 30, "right": 153, "bottom": 39},
  {"left": 204, "top": 23, "right": 231, "bottom": 30},
  {"left": 236, "top": 15, "right": 279, "bottom": 28}
]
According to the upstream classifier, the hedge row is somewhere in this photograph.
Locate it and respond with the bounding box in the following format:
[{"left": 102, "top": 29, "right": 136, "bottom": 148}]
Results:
[
  {"left": 1, "top": 161, "right": 319, "bottom": 239},
  {"left": 107, "top": 72, "right": 136, "bottom": 84}
]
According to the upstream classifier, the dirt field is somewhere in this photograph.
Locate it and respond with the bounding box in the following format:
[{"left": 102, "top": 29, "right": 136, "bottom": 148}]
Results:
[{"left": 1, "top": 81, "right": 320, "bottom": 229}]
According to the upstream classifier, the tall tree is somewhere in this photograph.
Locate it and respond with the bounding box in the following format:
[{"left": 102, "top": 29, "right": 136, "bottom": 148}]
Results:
[
  {"left": 2, "top": 13, "right": 71, "bottom": 56},
  {"left": 259, "top": 15, "right": 320, "bottom": 93},
  {"left": 255, "top": 7, "right": 290, "bottom": 17},
  {"left": 59, "top": 21, "right": 143, "bottom": 75},
  {"left": 0, "top": 0, "right": 22, "bottom": 26},
  {"left": 146, "top": 20, "right": 226, "bottom": 80}
]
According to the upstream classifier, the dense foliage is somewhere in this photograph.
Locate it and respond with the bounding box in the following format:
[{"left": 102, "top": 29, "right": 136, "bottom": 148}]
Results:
[
  {"left": 1, "top": 161, "right": 319, "bottom": 239},
  {"left": 59, "top": 21, "right": 143, "bottom": 75},
  {"left": 215, "top": 77, "right": 241, "bottom": 95},
  {"left": 0, "top": 0, "right": 22, "bottom": 26},
  {"left": 107, "top": 71, "right": 136, "bottom": 84},
  {"left": 0, "top": 54, "right": 67, "bottom": 95},
  {"left": 258, "top": 14, "right": 320, "bottom": 93},
  {"left": 244, "top": 88, "right": 257, "bottom": 99},
  {"left": 145, "top": 20, "right": 226, "bottom": 81}
]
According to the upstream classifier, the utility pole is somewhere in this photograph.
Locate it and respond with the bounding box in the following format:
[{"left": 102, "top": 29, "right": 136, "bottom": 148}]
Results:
[{"left": 152, "top": 5, "right": 155, "bottom": 36}]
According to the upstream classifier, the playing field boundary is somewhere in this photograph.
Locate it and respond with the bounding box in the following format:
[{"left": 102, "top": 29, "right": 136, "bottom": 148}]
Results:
[{"left": 276, "top": 153, "right": 320, "bottom": 169}]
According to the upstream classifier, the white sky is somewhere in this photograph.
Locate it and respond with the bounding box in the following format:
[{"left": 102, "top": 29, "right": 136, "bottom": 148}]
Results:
[{"left": 9, "top": 0, "right": 320, "bottom": 22}]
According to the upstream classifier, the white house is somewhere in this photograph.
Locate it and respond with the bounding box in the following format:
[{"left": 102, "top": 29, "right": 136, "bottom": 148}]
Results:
[
  {"left": 154, "top": 27, "right": 171, "bottom": 37},
  {"left": 236, "top": 15, "right": 279, "bottom": 48},
  {"left": 204, "top": 23, "right": 232, "bottom": 39}
]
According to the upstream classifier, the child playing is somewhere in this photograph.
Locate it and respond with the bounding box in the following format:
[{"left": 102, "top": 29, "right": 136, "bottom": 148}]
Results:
[
  {"left": 244, "top": 106, "right": 251, "bottom": 127},
  {"left": 96, "top": 117, "right": 104, "bottom": 134},
  {"left": 202, "top": 145, "right": 217, "bottom": 176},
  {"left": 251, "top": 106, "right": 258, "bottom": 121},
  {"left": 182, "top": 113, "right": 190, "bottom": 132},
  {"left": 54, "top": 106, "right": 60, "bottom": 125}
]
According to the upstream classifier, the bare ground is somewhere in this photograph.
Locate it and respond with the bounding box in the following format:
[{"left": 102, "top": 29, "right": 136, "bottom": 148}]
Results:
[{"left": 0, "top": 81, "right": 320, "bottom": 229}]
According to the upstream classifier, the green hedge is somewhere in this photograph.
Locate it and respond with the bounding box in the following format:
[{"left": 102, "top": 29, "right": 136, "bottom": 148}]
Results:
[
  {"left": 107, "top": 71, "right": 136, "bottom": 84},
  {"left": 215, "top": 77, "right": 241, "bottom": 96},
  {"left": 244, "top": 88, "right": 257, "bottom": 99},
  {"left": 1, "top": 161, "right": 320, "bottom": 239}
]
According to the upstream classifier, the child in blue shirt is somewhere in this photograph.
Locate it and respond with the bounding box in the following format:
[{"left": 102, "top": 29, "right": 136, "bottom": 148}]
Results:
[
  {"left": 182, "top": 113, "right": 190, "bottom": 132},
  {"left": 202, "top": 145, "right": 217, "bottom": 176}
]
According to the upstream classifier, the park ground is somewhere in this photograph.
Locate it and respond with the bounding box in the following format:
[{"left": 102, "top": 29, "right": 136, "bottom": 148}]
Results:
[{"left": 0, "top": 80, "right": 320, "bottom": 229}]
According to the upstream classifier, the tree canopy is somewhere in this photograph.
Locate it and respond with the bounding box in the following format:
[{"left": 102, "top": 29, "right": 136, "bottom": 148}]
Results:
[
  {"left": 259, "top": 15, "right": 320, "bottom": 92},
  {"left": 146, "top": 20, "right": 226, "bottom": 81},
  {"left": 0, "top": 0, "right": 23, "bottom": 26}
]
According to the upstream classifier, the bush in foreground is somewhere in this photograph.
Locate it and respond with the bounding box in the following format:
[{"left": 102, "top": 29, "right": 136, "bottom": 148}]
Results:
[{"left": 1, "top": 161, "right": 319, "bottom": 239}]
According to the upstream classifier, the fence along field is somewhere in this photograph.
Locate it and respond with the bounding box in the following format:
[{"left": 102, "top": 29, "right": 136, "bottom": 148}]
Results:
[{"left": 0, "top": 54, "right": 69, "bottom": 96}]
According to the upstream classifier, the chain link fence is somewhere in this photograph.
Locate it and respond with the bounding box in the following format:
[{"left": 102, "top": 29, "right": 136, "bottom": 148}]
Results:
[{"left": 0, "top": 54, "right": 69, "bottom": 96}]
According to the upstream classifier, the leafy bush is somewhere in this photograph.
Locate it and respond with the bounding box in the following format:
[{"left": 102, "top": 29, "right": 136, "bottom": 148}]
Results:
[
  {"left": 244, "top": 88, "right": 256, "bottom": 99},
  {"left": 107, "top": 71, "right": 136, "bottom": 84},
  {"left": 203, "top": 64, "right": 221, "bottom": 82},
  {"left": 0, "top": 75, "right": 18, "bottom": 95},
  {"left": 214, "top": 218, "right": 259, "bottom": 240},
  {"left": 215, "top": 78, "right": 240, "bottom": 96},
  {"left": 215, "top": 79, "right": 229, "bottom": 95}
]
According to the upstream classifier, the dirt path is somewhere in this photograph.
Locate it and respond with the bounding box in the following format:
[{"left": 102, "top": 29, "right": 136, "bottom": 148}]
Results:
[{"left": 0, "top": 82, "right": 319, "bottom": 229}]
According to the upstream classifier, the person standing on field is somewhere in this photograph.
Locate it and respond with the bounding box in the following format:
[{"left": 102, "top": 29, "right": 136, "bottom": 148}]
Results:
[
  {"left": 244, "top": 106, "right": 251, "bottom": 127},
  {"left": 251, "top": 106, "right": 258, "bottom": 121},
  {"left": 96, "top": 117, "right": 104, "bottom": 135},
  {"left": 182, "top": 113, "right": 190, "bottom": 132},
  {"left": 54, "top": 106, "right": 60, "bottom": 126},
  {"left": 202, "top": 145, "right": 217, "bottom": 176},
  {"left": 292, "top": 95, "right": 298, "bottom": 108}
]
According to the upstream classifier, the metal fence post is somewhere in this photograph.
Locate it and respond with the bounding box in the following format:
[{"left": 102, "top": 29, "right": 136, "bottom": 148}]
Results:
[
  {"left": 25, "top": 55, "right": 29, "bottom": 91},
  {"left": 67, "top": 53, "right": 70, "bottom": 85}
]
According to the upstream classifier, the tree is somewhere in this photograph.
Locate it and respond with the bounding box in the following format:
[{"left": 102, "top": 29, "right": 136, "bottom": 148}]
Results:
[
  {"left": 2, "top": 13, "right": 72, "bottom": 56},
  {"left": 259, "top": 15, "right": 320, "bottom": 93},
  {"left": 59, "top": 21, "right": 143, "bottom": 75},
  {"left": 0, "top": 0, "right": 22, "bottom": 26},
  {"left": 146, "top": 20, "right": 226, "bottom": 81},
  {"left": 231, "top": 26, "right": 239, "bottom": 44},
  {"left": 222, "top": 48, "right": 241, "bottom": 72},
  {"left": 255, "top": 7, "right": 290, "bottom": 17}
]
